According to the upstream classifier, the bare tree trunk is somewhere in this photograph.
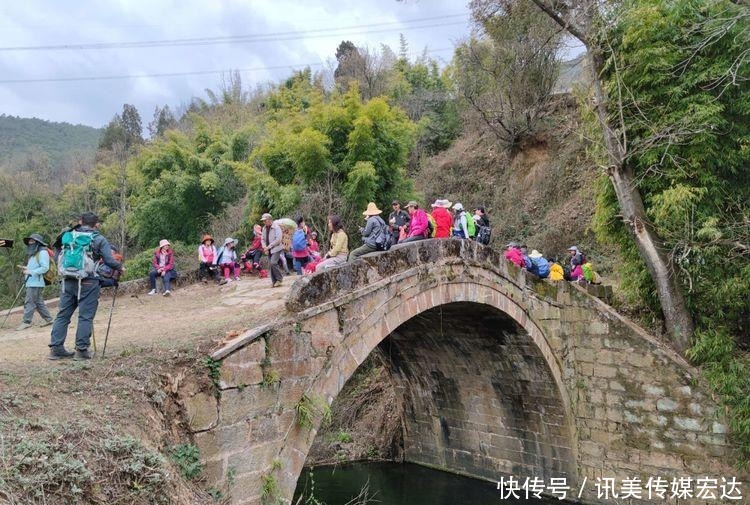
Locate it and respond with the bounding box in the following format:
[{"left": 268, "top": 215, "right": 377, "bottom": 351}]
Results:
[
  {"left": 590, "top": 45, "right": 694, "bottom": 353},
  {"left": 529, "top": 0, "right": 694, "bottom": 353}
]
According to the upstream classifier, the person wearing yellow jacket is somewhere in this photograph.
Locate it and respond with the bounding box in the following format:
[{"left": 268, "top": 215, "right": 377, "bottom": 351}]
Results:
[{"left": 549, "top": 259, "right": 565, "bottom": 281}]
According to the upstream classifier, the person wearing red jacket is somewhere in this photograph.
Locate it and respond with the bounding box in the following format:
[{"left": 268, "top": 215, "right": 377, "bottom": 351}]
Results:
[
  {"left": 429, "top": 199, "right": 453, "bottom": 238},
  {"left": 241, "top": 225, "right": 264, "bottom": 274}
]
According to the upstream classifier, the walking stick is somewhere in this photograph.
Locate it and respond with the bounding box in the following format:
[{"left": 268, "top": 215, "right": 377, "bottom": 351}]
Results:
[
  {"left": 101, "top": 285, "right": 118, "bottom": 358},
  {"left": 91, "top": 326, "right": 97, "bottom": 353},
  {"left": 0, "top": 275, "right": 29, "bottom": 329}
]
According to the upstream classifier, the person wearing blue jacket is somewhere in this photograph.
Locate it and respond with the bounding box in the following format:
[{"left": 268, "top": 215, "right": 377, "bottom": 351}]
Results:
[
  {"left": 17, "top": 233, "right": 54, "bottom": 330},
  {"left": 525, "top": 249, "right": 551, "bottom": 279}
]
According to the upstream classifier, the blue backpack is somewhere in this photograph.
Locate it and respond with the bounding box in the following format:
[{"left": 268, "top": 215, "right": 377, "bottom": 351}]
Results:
[
  {"left": 292, "top": 229, "right": 307, "bottom": 252},
  {"left": 531, "top": 257, "right": 551, "bottom": 278}
]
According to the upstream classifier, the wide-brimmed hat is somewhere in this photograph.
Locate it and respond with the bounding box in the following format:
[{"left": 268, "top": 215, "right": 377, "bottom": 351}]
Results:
[
  {"left": 529, "top": 249, "right": 543, "bottom": 259},
  {"left": 363, "top": 202, "right": 383, "bottom": 216},
  {"left": 224, "top": 237, "right": 236, "bottom": 246},
  {"left": 261, "top": 213, "right": 273, "bottom": 221},
  {"left": 567, "top": 245, "right": 579, "bottom": 253},
  {"left": 159, "top": 239, "right": 171, "bottom": 248},
  {"left": 453, "top": 202, "right": 464, "bottom": 211},
  {"left": 431, "top": 199, "right": 452, "bottom": 208},
  {"left": 505, "top": 241, "right": 519, "bottom": 249},
  {"left": 201, "top": 234, "right": 214, "bottom": 245},
  {"left": 406, "top": 200, "right": 419, "bottom": 208},
  {"left": 23, "top": 233, "right": 48, "bottom": 247}
]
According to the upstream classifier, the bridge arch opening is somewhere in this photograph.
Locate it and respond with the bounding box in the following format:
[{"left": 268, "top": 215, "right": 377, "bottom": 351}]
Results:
[{"left": 291, "top": 296, "right": 577, "bottom": 497}]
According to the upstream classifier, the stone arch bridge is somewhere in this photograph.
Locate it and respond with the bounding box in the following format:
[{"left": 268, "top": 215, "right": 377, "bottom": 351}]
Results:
[{"left": 183, "top": 240, "right": 735, "bottom": 505}]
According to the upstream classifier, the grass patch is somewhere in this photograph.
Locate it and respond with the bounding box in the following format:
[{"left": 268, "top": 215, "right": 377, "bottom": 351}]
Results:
[
  {"left": 169, "top": 443, "right": 204, "bottom": 480},
  {"left": 295, "top": 394, "right": 332, "bottom": 431}
]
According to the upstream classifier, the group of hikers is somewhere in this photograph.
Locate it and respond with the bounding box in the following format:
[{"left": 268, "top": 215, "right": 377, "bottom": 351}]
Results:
[{"left": 5, "top": 200, "right": 597, "bottom": 360}]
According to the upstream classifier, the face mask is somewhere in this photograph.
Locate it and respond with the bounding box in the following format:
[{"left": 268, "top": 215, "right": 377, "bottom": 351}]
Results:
[{"left": 26, "top": 242, "right": 39, "bottom": 256}]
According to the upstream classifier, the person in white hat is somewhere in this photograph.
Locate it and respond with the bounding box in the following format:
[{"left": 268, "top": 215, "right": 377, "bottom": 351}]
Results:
[
  {"left": 526, "top": 249, "right": 551, "bottom": 279},
  {"left": 349, "top": 202, "right": 388, "bottom": 261},
  {"left": 148, "top": 239, "right": 176, "bottom": 296},
  {"left": 451, "top": 202, "right": 470, "bottom": 239},
  {"left": 216, "top": 237, "right": 240, "bottom": 284},
  {"left": 430, "top": 199, "right": 453, "bottom": 238}
]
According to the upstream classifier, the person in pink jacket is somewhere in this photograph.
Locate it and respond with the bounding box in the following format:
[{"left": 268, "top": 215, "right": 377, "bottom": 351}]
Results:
[
  {"left": 401, "top": 201, "right": 429, "bottom": 243},
  {"left": 504, "top": 242, "right": 525, "bottom": 268}
]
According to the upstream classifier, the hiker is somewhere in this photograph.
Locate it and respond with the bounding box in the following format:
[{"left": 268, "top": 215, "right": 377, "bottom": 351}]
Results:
[
  {"left": 388, "top": 200, "right": 410, "bottom": 246},
  {"left": 349, "top": 202, "right": 388, "bottom": 261},
  {"left": 526, "top": 249, "right": 551, "bottom": 279},
  {"left": 430, "top": 199, "right": 453, "bottom": 238},
  {"left": 217, "top": 237, "right": 240, "bottom": 283},
  {"left": 504, "top": 242, "right": 525, "bottom": 268},
  {"left": 308, "top": 231, "right": 320, "bottom": 258},
  {"left": 261, "top": 213, "right": 285, "bottom": 287},
  {"left": 49, "top": 212, "right": 122, "bottom": 360},
  {"left": 549, "top": 258, "right": 565, "bottom": 281},
  {"left": 241, "top": 225, "right": 264, "bottom": 275},
  {"left": 451, "top": 203, "right": 471, "bottom": 239},
  {"left": 400, "top": 201, "right": 429, "bottom": 243},
  {"left": 474, "top": 206, "right": 492, "bottom": 245},
  {"left": 198, "top": 235, "right": 218, "bottom": 283},
  {"left": 148, "top": 239, "right": 177, "bottom": 296},
  {"left": 317, "top": 215, "right": 348, "bottom": 270},
  {"left": 16, "top": 234, "right": 54, "bottom": 330},
  {"left": 567, "top": 246, "right": 585, "bottom": 281},
  {"left": 291, "top": 216, "right": 311, "bottom": 275}
]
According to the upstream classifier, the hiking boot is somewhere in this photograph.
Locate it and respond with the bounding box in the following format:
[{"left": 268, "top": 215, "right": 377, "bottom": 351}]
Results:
[
  {"left": 163, "top": 290, "right": 171, "bottom": 297},
  {"left": 234, "top": 276, "right": 240, "bottom": 281},
  {"left": 39, "top": 319, "right": 53, "bottom": 327},
  {"left": 147, "top": 289, "right": 157, "bottom": 295},
  {"left": 218, "top": 278, "right": 228, "bottom": 286},
  {"left": 202, "top": 278, "right": 208, "bottom": 284},
  {"left": 15, "top": 322, "right": 33, "bottom": 331},
  {"left": 73, "top": 348, "right": 93, "bottom": 360},
  {"left": 48, "top": 346, "right": 74, "bottom": 360}
]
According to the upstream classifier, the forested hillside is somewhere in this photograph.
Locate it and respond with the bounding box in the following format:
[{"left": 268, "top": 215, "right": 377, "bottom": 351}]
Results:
[
  {"left": 0, "top": 0, "right": 748, "bottom": 469},
  {"left": 0, "top": 114, "right": 102, "bottom": 167}
]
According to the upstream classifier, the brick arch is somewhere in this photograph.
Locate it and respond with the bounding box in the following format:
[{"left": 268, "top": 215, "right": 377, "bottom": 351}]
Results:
[{"left": 275, "top": 280, "right": 578, "bottom": 501}]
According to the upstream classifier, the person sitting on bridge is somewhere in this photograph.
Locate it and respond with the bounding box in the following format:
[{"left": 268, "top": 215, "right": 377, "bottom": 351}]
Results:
[
  {"left": 504, "top": 242, "right": 525, "bottom": 268},
  {"left": 525, "top": 249, "right": 551, "bottom": 279},
  {"left": 430, "top": 199, "right": 453, "bottom": 238},
  {"left": 548, "top": 257, "right": 565, "bottom": 281},
  {"left": 400, "top": 201, "right": 429, "bottom": 243},
  {"left": 291, "top": 216, "right": 312, "bottom": 275},
  {"left": 317, "top": 215, "right": 348, "bottom": 270},
  {"left": 148, "top": 239, "right": 177, "bottom": 296},
  {"left": 567, "top": 245, "right": 586, "bottom": 281},
  {"left": 349, "top": 202, "right": 388, "bottom": 261}
]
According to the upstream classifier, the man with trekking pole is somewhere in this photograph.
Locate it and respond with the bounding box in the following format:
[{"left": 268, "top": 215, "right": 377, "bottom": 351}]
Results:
[{"left": 48, "top": 212, "right": 122, "bottom": 361}]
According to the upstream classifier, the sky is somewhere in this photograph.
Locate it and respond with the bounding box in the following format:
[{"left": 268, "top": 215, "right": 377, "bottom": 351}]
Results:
[{"left": 0, "top": 0, "right": 475, "bottom": 128}]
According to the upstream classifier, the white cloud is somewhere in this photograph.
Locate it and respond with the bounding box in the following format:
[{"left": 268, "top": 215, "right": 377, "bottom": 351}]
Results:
[{"left": 0, "top": 0, "right": 471, "bottom": 126}]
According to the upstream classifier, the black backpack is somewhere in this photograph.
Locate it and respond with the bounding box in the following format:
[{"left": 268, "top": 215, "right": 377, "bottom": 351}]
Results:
[{"left": 476, "top": 225, "right": 491, "bottom": 245}]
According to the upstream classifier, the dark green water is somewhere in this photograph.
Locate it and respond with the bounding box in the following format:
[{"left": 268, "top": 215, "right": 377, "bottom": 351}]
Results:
[{"left": 293, "top": 462, "right": 556, "bottom": 505}]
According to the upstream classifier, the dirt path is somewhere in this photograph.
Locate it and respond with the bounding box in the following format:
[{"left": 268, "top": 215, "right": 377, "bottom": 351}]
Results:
[{"left": 0, "top": 277, "right": 291, "bottom": 368}]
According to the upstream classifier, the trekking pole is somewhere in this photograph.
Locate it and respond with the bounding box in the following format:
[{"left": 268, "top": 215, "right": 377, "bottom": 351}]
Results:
[
  {"left": 91, "top": 326, "right": 97, "bottom": 354},
  {"left": 101, "top": 285, "right": 118, "bottom": 358},
  {"left": 0, "top": 275, "right": 29, "bottom": 329}
]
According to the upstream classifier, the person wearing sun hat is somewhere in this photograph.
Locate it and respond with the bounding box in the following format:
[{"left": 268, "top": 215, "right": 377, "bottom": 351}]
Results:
[
  {"left": 148, "top": 239, "right": 177, "bottom": 296},
  {"left": 16, "top": 233, "right": 54, "bottom": 330},
  {"left": 349, "top": 202, "right": 388, "bottom": 261},
  {"left": 216, "top": 237, "right": 241, "bottom": 284},
  {"left": 197, "top": 234, "right": 218, "bottom": 283},
  {"left": 526, "top": 249, "right": 551, "bottom": 279},
  {"left": 429, "top": 199, "right": 453, "bottom": 238}
]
